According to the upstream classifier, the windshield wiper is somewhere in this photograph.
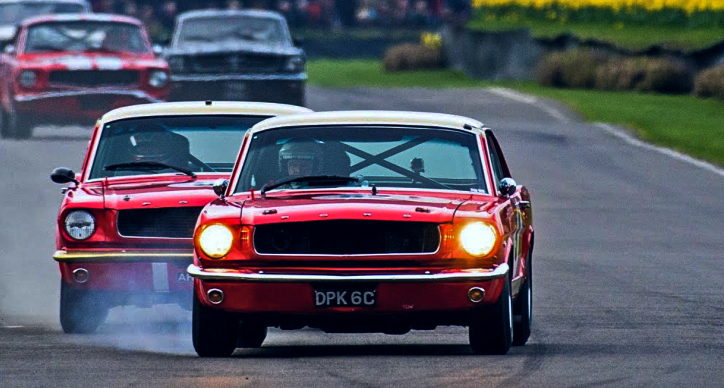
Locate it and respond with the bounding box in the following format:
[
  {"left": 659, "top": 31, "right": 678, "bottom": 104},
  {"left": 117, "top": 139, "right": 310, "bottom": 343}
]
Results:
[
  {"left": 104, "top": 161, "right": 196, "bottom": 177},
  {"left": 261, "top": 175, "right": 360, "bottom": 196}
]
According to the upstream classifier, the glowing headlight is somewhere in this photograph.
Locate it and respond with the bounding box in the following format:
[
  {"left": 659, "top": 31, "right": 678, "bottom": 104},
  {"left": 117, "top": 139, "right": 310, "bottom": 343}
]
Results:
[
  {"left": 148, "top": 71, "right": 168, "bottom": 88},
  {"left": 285, "top": 56, "right": 304, "bottom": 73},
  {"left": 19, "top": 70, "right": 37, "bottom": 88},
  {"left": 64, "top": 210, "right": 96, "bottom": 241},
  {"left": 198, "top": 224, "right": 234, "bottom": 259},
  {"left": 459, "top": 222, "right": 498, "bottom": 257}
]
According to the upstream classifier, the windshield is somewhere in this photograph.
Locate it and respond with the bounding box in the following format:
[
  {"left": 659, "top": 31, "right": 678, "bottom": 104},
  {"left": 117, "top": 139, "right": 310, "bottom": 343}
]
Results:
[
  {"left": 89, "top": 115, "right": 270, "bottom": 180},
  {"left": 235, "top": 126, "right": 488, "bottom": 194},
  {"left": 0, "top": 3, "right": 87, "bottom": 25},
  {"left": 176, "top": 16, "right": 289, "bottom": 47},
  {"left": 25, "top": 21, "right": 149, "bottom": 54}
]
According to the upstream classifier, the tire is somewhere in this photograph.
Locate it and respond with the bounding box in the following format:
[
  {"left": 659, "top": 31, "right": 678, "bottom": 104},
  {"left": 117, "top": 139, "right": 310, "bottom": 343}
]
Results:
[
  {"left": 513, "top": 253, "right": 533, "bottom": 346},
  {"left": 8, "top": 110, "right": 32, "bottom": 139},
  {"left": 192, "top": 286, "right": 238, "bottom": 357},
  {"left": 0, "top": 108, "right": 10, "bottom": 139},
  {"left": 469, "top": 276, "right": 513, "bottom": 355},
  {"left": 237, "top": 322, "right": 267, "bottom": 348},
  {"left": 59, "top": 281, "right": 109, "bottom": 334}
]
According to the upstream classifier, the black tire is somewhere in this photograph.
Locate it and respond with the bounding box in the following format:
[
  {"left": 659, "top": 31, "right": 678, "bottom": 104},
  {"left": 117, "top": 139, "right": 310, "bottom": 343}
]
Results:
[
  {"left": 192, "top": 287, "right": 237, "bottom": 357},
  {"left": 8, "top": 110, "right": 32, "bottom": 139},
  {"left": 513, "top": 253, "right": 533, "bottom": 346},
  {"left": 59, "top": 281, "right": 109, "bottom": 334},
  {"left": 0, "top": 108, "right": 10, "bottom": 139},
  {"left": 469, "top": 276, "right": 513, "bottom": 355},
  {"left": 237, "top": 322, "right": 267, "bottom": 348}
]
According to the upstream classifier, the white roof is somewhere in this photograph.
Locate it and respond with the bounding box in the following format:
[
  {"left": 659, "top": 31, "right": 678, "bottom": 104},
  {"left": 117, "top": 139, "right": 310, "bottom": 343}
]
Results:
[
  {"left": 100, "top": 101, "right": 312, "bottom": 123},
  {"left": 250, "top": 110, "right": 484, "bottom": 134}
]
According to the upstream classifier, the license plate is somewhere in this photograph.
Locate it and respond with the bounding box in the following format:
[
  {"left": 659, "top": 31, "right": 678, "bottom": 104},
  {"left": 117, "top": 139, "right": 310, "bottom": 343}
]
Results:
[
  {"left": 223, "top": 81, "right": 248, "bottom": 100},
  {"left": 314, "top": 289, "right": 377, "bottom": 307}
]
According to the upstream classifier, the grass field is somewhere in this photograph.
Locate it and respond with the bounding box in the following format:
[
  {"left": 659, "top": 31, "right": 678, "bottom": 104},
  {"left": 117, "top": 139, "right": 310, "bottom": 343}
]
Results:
[
  {"left": 307, "top": 59, "right": 724, "bottom": 167},
  {"left": 467, "top": 19, "right": 724, "bottom": 51}
]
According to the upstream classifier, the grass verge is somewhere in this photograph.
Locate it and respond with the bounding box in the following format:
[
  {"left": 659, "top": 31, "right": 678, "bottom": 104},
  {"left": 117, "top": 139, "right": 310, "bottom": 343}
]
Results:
[
  {"left": 307, "top": 59, "right": 724, "bottom": 167},
  {"left": 467, "top": 19, "right": 724, "bottom": 51}
]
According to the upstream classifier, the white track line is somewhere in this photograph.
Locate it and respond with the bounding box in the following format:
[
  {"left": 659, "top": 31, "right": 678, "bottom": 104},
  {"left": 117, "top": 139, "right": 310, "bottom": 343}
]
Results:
[
  {"left": 488, "top": 87, "right": 571, "bottom": 123},
  {"left": 595, "top": 123, "right": 724, "bottom": 178},
  {"left": 2, "top": 326, "right": 24, "bottom": 329}
]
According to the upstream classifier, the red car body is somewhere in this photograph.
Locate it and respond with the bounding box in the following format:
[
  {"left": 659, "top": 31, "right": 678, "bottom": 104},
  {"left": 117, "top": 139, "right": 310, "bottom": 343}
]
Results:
[
  {"left": 51, "top": 101, "right": 312, "bottom": 333},
  {"left": 0, "top": 14, "right": 170, "bottom": 138},
  {"left": 189, "top": 111, "right": 534, "bottom": 356}
]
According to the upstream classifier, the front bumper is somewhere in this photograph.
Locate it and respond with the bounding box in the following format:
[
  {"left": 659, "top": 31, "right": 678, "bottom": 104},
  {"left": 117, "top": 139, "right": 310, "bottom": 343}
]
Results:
[
  {"left": 169, "top": 73, "right": 306, "bottom": 105},
  {"left": 14, "top": 90, "right": 164, "bottom": 121},
  {"left": 55, "top": 250, "right": 194, "bottom": 293},
  {"left": 189, "top": 263, "right": 508, "bottom": 314}
]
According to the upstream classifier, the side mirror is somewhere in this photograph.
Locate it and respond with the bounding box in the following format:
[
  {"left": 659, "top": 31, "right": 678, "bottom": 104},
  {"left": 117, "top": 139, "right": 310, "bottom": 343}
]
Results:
[
  {"left": 213, "top": 179, "right": 229, "bottom": 199},
  {"left": 3, "top": 44, "right": 16, "bottom": 55},
  {"left": 51, "top": 167, "right": 79, "bottom": 185},
  {"left": 152, "top": 44, "right": 163, "bottom": 56},
  {"left": 498, "top": 177, "right": 517, "bottom": 197}
]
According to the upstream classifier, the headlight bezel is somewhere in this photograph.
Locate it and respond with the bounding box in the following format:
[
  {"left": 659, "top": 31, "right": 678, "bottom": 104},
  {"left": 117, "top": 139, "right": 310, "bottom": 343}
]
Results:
[
  {"left": 196, "top": 223, "right": 235, "bottom": 259},
  {"left": 284, "top": 56, "right": 305, "bottom": 73},
  {"left": 64, "top": 210, "right": 97, "bottom": 241},
  {"left": 148, "top": 70, "right": 169, "bottom": 88},
  {"left": 459, "top": 221, "right": 499, "bottom": 258},
  {"left": 19, "top": 70, "right": 37, "bottom": 88}
]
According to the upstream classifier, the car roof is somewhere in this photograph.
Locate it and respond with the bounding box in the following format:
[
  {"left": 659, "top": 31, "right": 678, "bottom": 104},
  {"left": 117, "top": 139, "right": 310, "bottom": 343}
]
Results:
[
  {"left": 100, "top": 101, "right": 313, "bottom": 122},
  {"left": 21, "top": 13, "right": 142, "bottom": 27},
  {"left": 177, "top": 9, "right": 286, "bottom": 22},
  {"left": 249, "top": 110, "right": 485, "bottom": 135}
]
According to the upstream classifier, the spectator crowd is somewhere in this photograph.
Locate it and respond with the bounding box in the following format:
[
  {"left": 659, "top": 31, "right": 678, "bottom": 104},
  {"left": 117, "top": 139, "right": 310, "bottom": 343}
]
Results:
[{"left": 90, "top": 0, "right": 472, "bottom": 42}]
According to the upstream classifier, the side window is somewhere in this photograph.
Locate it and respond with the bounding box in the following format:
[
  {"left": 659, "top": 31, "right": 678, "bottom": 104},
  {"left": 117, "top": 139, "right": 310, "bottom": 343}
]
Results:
[{"left": 485, "top": 131, "right": 512, "bottom": 193}]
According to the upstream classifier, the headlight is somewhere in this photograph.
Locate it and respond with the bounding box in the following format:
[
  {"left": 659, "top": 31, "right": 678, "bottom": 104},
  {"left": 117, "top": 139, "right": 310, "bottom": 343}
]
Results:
[
  {"left": 19, "top": 70, "right": 37, "bottom": 88},
  {"left": 285, "top": 56, "right": 304, "bottom": 73},
  {"left": 197, "top": 224, "right": 234, "bottom": 259},
  {"left": 459, "top": 222, "right": 498, "bottom": 257},
  {"left": 167, "top": 57, "right": 184, "bottom": 72},
  {"left": 148, "top": 71, "right": 169, "bottom": 88},
  {"left": 64, "top": 210, "right": 96, "bottom": 241}
]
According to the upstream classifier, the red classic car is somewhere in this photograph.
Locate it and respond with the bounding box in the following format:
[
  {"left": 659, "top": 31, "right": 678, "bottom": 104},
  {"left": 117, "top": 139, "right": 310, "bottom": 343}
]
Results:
[
  {"left": 50, "top": 101, "right": 312, "bottom": 334},
  {"left": 0, "top": 14, "right": 170, "bottom": 138},
  {"left": 188, "top": 111, "right": 534, "bottom": 356}
]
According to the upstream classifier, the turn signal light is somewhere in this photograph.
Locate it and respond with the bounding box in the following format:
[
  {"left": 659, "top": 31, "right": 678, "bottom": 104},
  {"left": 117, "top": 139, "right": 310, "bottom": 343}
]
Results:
[
  {"left": 72, "top": 268, "right": 89, "bottom": 284},
  {"left": 207, "top": 288, "right": 224, "bottom": 304},
  {"left": 468, "top": 287, "right": 485, "bottom": 303}
]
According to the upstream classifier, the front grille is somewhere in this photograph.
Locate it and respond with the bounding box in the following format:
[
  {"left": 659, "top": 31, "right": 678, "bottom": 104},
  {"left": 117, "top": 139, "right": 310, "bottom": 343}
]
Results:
[
  {"left": 117, "top": 207, "right": 204, "bottom": 238},
  {"left": 254, "top": 221, "right": 440, "bottom": 255},
  {"left": 187, "top": 54, "right": 285, "bottom": 73},
  {"left": 49, "top": 70, "right": 140, "bottom": 87}
]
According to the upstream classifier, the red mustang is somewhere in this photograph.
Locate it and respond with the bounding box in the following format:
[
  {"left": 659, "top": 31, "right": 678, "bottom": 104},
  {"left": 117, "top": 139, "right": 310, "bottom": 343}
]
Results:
[
  {"left": 189, "top": 111, "right": 534, "bottom": 356},
  {"left": 0, "top": 14, "right": 170, "bottom": 138},
  {"left": 50, "top": 101, "right": 312, "bottom": 334}
]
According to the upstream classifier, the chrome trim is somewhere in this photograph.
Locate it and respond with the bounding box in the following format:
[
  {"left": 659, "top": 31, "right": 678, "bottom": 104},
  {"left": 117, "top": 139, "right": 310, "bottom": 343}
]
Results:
[
  {"left": 171, "top": 73, "right": 307, "bottom": 82},
  {"left": 188, "top": 263, "right": 509, "bottom": 283},
  {"left": 14, "top": 90, "right": 162, "bottom": 103},
  {"left": 53, "top": 250, "right": 194, "bottom": 263},
  {"left": 251, "top": 223, "right": 442, "bottom": 257},
  {"left": 72, "top": 268, "right": 89, "bottom": 284}
]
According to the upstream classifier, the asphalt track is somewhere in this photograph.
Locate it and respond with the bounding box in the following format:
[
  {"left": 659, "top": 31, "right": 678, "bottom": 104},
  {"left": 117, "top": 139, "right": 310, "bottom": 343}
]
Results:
[{"left": 1, "top": 86, "right": 723, "bottom": 388}]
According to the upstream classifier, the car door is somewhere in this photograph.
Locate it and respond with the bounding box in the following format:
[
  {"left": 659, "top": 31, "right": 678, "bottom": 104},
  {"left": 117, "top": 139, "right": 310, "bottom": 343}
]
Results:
[{"left": 485, "top": 130, "right": 525, "bottom": 284}]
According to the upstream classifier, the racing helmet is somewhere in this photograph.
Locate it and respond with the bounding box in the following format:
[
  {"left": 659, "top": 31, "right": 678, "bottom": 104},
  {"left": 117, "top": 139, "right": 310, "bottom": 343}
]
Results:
[
  {"left": 278, "top": 138, "right": 324, "bottom": 176},
  {"left": 128, "top": 124, "right": 190, "bottom": 167}
]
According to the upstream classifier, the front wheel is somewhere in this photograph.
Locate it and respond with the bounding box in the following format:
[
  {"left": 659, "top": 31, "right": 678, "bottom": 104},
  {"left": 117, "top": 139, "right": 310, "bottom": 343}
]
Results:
[
  {"left": 469, "top": 277, "right": 513, "bottom": 355},
  {"left": 513, "top": 254, "right": 533, "bottom": 346},
  {"left": 192, "top": 286, "right": 238, "bottom": 357},
  {"left": 7, "top": 110, "right": 33, "bottom": 139},
  {"left": 237, "top": 322, "right": 267, "bottom": 348},
  {"left": 59, "top": 281, "right": 109, "bottom": 334}
]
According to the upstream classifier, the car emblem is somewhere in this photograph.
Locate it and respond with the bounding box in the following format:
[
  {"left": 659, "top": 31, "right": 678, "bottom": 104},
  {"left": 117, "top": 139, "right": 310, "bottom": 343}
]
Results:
[{"left": 123, "top": 195, "right": 131, "bottom": 201}]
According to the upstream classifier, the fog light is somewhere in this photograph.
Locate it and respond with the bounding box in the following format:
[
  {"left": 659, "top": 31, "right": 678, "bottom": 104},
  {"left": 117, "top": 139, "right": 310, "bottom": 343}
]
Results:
[
  {"left": 468, "top": 287, "right": 485, "bottom": 303},
  {"left": 207, "top": 288, "right": 224, "bottom": 304},
  {"left": 72, "top": 268, "right": 89, "bottom": 284}
]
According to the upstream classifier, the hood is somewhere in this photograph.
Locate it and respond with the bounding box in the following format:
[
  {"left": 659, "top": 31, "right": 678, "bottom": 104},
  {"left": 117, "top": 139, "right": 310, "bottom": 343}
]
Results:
[
  {"left": 0, "top": 25, "right": 16, "bottom": 42},
  {"left": 167, "top": 41, "right": 301, "bottom": 57},
  {"left": 240, "top": 192, "right": 472, "bottom": 225},
  {"left": 18, "top": 52, "right": 166, "bottom": 70},
  {"left": 103, "top": 177, "right": 222, "bottom": 210}
]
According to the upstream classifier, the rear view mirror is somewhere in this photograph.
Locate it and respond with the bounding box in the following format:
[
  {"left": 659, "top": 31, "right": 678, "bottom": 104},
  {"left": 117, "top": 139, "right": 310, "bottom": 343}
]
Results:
[
  {"left": 213, "top": 179, "right": 229, "bottom": 199},
  {"left": 499, "top": 178, "right": 517, "bottom": 197},
  {"left": 51, "top": 167, "right": 79, "bottom": 185}
]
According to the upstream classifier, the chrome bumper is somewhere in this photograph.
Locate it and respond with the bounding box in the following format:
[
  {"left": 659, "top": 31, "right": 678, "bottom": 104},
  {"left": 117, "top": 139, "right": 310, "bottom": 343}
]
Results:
[
  {"left": 15, "top": 90, "right": 162, "bottom": 103},
  {"left": 171, "top": 73, "right": 307, "bottom": 82},
  {"left": 53, "top": 250, "right": 193, "bottom": 263},
  {"left": 187, "top": 263, "right": 509, "bottom": 283}
]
